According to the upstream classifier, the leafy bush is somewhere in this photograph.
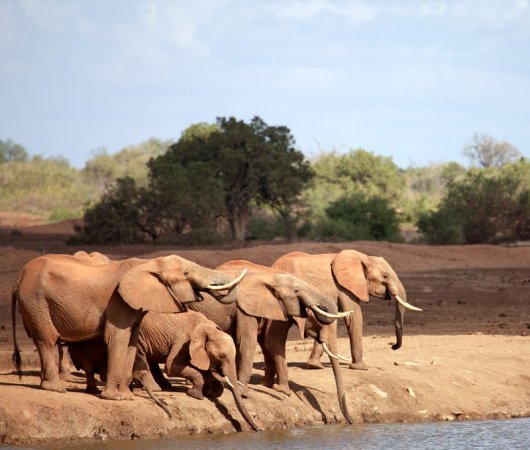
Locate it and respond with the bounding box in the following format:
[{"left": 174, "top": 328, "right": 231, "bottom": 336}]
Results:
[
  {"left": 70, "top": 177, "right": 145, "bottom": 245},
  {"left": 418, "top": 159, "right": 530, "bottom": 244},
  {"left": 311, "top": 194, "right": 403, "bottom": 242}
]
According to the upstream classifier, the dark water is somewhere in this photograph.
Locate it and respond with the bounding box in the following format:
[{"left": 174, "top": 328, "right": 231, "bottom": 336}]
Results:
[{"left": 11, "top": 418, "right": 530, "bottom": 450}]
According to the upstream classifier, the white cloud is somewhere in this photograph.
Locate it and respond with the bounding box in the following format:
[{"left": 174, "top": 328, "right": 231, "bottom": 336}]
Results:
[{"left": 271, "top": 0, "right": 376, "bottom": 22}]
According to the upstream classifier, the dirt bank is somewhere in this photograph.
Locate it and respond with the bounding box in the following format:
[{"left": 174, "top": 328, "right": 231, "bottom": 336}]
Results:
[{"left": 0, "top": 226, "right": 529, "bottom": 445}]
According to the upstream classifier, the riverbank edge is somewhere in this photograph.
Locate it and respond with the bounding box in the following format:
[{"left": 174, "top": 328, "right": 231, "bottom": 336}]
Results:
[{"left": 1, "top": 335, "right": 529, "bottom": 446}]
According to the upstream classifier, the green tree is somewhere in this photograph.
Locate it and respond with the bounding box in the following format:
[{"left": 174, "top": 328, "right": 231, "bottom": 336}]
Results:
[
  {"left": 149, "top": 117, "right": 313, "bottom": 241},
  {"left": 72, "top": 177, "right": 145, "bottom": 244},
  {"left": 315, "top": 194, "right": 402, "bottom": 242},
  {"left": 401, "top": 162, "right": 466, "bottom": 225},
  {"left": 0, "top": 156, "right": 94, "bottom": 218},
  {"left": 304, "top": 149, "right": 404, "bottom": 233},
  {"left": 0, "top": 139, "right": 29, "bottom": 163},
  {"left": 82, "top": 138, "right": 170, "bottom": 190},
  {"left": 463, "top": 133, "right": 521, "bottom": 168},
  {"left": 418, "top": 159, "right": 530, "bottom": 244}
]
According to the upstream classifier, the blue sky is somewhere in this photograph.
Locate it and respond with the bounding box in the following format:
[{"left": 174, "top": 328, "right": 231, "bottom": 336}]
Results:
[{"left": 1, "top": 0, "right": 529, "bottom": 168}]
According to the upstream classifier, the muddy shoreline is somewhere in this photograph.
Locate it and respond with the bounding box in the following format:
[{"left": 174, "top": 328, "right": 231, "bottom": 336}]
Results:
[
  {"left": 1, "top": 335, "right": 529, "bottom": 446},
  {"left": 0, "top": 234, "right": 529, "bottom": 445}
]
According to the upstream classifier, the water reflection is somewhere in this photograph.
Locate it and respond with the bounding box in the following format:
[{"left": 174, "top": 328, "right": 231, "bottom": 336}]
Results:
[{"left": 12, "top": 418, "right": 530, "bottom": 450}]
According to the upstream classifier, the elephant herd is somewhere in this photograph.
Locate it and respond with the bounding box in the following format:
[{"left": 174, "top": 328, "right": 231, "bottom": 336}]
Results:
[{"left": 11, "top": 249, "right": 421, "bottom": 432}]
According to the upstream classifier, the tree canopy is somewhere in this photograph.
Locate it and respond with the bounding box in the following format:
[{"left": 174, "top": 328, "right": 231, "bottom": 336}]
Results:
[
  {"left": 147, "top": 116, "right": 313, "bottom": 241},
  {"left": 463, "top": 133, "right": 522, "bottom": 168},
  {"left": 0, "top": 139, "right": 29, "bottom": 163}
]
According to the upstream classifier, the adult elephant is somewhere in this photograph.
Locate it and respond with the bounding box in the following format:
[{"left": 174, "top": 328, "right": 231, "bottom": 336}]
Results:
[
  {"left": 187, "top": 260, "right": 353, "bottom": 424},
  {"left": 272, "top": 250, "right": 422, "bottom": 370},
  {"left": 11, "top": 253, "right": 245, "bottom": 400}
]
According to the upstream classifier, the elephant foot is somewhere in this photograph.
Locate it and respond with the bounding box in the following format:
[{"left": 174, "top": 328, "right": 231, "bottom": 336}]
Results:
[
  {"left": 305, "top": 359, "right": 325, "bottom": 370},
  {"left": 100, "top": 389, "right": 126, "bottom": 400},
  {"left": 273, "top": 383, "right": 292, "bottom": 396},
  {"left": 119, "top": 389, "right": 135, "bottom": 400},
  {"left": 100, "top": 388, "right": 135, "bottom": 400},
  {"left": 85, "top": 385, "right": 102, "bottom": 395},
  {"left": 349, "top": 361, "right": 368, "bottom": 371},
  {"left": 41, "top": 380, "right": 66, "bottom": 392},
  {"left": 186, "top": 387, "right": 204, "bottom": 400}
]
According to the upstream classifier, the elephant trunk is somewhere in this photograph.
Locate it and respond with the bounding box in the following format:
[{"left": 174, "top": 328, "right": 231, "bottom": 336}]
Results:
[
  {"left": 318, "top": 326, "right": 353, "bottom": 424},
  {"left": 329, "top": 351, "right": 354, "bottom": 424},
  {"left": 392, "top": 299, "right": 405, "bottom": 350},
  {"left": 227, "top": 378, "right": 260, "bottom": 431},
  {"left": 143, "top": 380, "right": 173, "bottom": 418}
]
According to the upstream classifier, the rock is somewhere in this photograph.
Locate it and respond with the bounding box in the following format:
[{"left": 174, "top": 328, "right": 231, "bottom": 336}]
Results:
[
  {"left": 394, "top": 362, "right": 399, "bottom": 366},
  {"left": 369, "top": 384, "right": 388, "bottom": 399},
  {"left": 403, "top": 361, "right": 419, "bottom": 366},
  {"left": 451, "top": 410, "right": 464, "bottom": 417},
  {"left": 521, "top": 331, "right": 528, "bottom": 337},
  {"left": 407, "top": 387, "right": 416, "bottom": 398}
]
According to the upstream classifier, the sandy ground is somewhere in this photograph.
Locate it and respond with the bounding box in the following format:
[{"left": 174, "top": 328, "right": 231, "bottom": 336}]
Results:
[{"left": 0, "top": 219, "right": 529, "bottom": 445}]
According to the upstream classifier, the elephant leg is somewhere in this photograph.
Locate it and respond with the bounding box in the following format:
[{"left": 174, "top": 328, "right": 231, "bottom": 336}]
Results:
[
  {"left": 340, "top": 294, "right": 367, "bottom": 370},
  {"left": 167, "top": 362, "right": 205, "bottom": 400},
  {"left": 85, "top": 366, "right": 101, "bottom": 394},
  {"left": 306, "top": 341, "right": 325, "bottom": 369},
  {"left": 35, "top": 339, "right": 65, "bottom": 392},
  {"left": 101, "top": 298, "right": 140, "bottom": 400},
  {"left": 118, "top": 320, "right": 143, "bottom": 398},
  {"left": 257, "top": 321, "right": 275, "bottom": 388},
  {"left": 149, "top": 361, "right": 172, "bottom": 390},
  {"left": 58, "top": 345, "right": 72, "bottom": 380},
  {"left": 235, "top": 311, "right": 259, "bottom": 397},
  {"left": 133, "top": 352, "right": 162, "bottom": 393},
  {"left": 264, "top": 320, "right": 292, "bottom": 396}
]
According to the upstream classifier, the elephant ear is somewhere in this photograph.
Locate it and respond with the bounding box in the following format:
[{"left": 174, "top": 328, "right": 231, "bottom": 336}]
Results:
[
  {"left": 189, "top": 325, "right": 211, "bottom": 371},
  {"left": 331, "top": 252, "right": 369, "bottom": 302},
  {"left": 291, "top": 317, "right": 307, "bottom": 339},
  {"left": 118, "top": 258, "right": 182, "bottom": 313},
  {"left": 235, "top": 272, "right": 288, "bottom": 321}
]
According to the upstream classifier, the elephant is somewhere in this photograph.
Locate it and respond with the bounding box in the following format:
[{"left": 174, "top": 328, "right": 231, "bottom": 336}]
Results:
[
  {"left": 272, "top": 250, "right": 422, "bottom": 371},
  {"left": 72, "top": 250, "right": 111, "bottom": 264},
  {"left": 55, "top": 251, "right": 115, "bottom": 378},
  {"left": 11, "top": 253, "right": 245, "bottom": 400},
  {"left": 187, "top": 259, "right": 353, "bottom": 423},
  {"left": 68, "top": 310, "right": 260, "bottom": 431}
]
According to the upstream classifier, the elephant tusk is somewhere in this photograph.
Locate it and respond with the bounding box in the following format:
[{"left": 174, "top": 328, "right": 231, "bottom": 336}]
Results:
[
  {"left": 237, "top": 380, "right": 245, "bottom": 387},
  {"left": 207, "top": 269, "right": 247, "bottom": 291},
  {"left": 395, "top": 294, "right": 423, "bottom": 312},
  {"left": 225, "top": 376, "right": 235, "bottom": 389},
  {"left": 322, "top": 342, "right": 351, "bottom": 362},
  {"left": 310, "top": 305, "right": 352, "bottom": 319}
]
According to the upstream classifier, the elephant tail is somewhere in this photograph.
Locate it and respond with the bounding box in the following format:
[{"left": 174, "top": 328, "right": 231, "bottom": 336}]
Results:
[
  {"left": 11, "top": 275, "right": 22, "bottom": 379},
  {"left": 143, "top": 382, "right": 173, "bottom": 418}
]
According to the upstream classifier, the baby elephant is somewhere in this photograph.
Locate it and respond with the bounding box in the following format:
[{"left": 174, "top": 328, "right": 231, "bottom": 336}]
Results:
[
  {"left": 134, "top": 310, "right": 235, "bottom": 400},
  {"left": 70, "top": 310, "right": 259, "bottom": 430}
]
